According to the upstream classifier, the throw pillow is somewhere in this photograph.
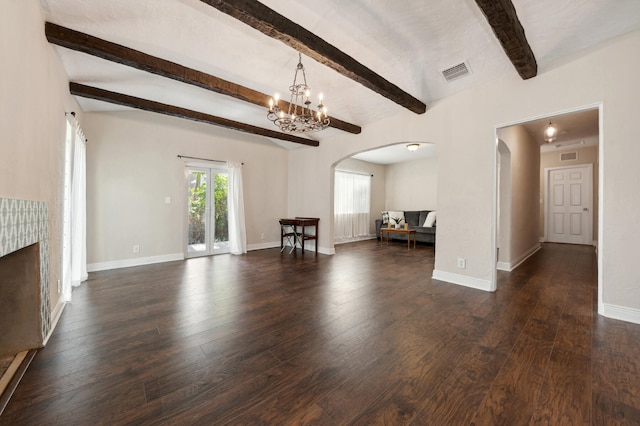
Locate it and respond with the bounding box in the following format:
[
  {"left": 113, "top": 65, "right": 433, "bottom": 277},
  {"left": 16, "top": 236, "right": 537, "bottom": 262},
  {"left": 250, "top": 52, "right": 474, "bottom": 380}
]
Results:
[
  {"left": 388, "top": 211, "right": 405, "bottom": 225},
  {"left": 423, "top": 211, "right": 436, "bottom": 227},
  {"left": 381, "top": 211, "right": 389, "bottom": 224}
]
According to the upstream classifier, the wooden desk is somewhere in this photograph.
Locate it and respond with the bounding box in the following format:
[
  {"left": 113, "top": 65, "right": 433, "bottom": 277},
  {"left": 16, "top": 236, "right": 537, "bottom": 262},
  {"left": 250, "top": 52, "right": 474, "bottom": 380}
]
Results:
[
  {"left": 280, "top": 217, "right": 319, "bottom": 254},
  {"left": 380, "top": 227, "right": 417, "bottom": 249}
]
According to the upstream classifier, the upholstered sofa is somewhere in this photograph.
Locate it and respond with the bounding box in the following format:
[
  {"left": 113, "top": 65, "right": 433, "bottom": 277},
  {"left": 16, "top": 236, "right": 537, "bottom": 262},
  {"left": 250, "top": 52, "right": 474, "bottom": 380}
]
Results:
[{"left": 375, "top": 210, "right": 436, "bottom": 245}]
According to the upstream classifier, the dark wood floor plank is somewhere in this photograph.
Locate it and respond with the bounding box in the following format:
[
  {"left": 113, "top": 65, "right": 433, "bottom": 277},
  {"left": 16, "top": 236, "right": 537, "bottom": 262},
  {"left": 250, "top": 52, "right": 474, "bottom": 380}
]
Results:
[
  {"left": 1, "top": 242, "right": 639, "bottom": 425},
  {"left": 530, "top": 348, "right": 591, "bottom": 424},
  {"left": 478, "top": 333, "right": 553, "bottom": 409}
]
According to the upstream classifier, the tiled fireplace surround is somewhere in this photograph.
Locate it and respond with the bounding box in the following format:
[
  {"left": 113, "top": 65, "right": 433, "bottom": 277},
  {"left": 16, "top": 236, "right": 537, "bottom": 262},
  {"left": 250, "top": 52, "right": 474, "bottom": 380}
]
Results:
[{"left": 0, "top": 198, "right": 52, "bottom": 350}]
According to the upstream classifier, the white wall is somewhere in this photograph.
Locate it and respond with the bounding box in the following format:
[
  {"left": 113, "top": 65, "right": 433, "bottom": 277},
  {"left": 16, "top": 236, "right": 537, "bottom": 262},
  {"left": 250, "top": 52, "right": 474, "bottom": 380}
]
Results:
[
  {"left": 83, "top": 110, "right": 290, "bottom": 267},
  {"left": 497, "top": 125, "right": 540, "bottom": 268},
  {"left": 1, "top": 0, "right": 82, "bottom": 312},
  {"left": 334, "top": 157, "right": 386, "bottom": 235},
  {"left": 288, "top": 29, "right": 640, "bottom": 318},
  {"left": 385, "top": 153, "right": 438, "bottom": 211}
]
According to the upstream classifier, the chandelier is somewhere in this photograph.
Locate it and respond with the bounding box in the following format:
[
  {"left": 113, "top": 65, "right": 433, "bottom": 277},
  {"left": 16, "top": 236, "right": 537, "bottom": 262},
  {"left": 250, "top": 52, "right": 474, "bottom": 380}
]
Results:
[{"left": 267, "top": 53, "right": 329, "bottom": 133}]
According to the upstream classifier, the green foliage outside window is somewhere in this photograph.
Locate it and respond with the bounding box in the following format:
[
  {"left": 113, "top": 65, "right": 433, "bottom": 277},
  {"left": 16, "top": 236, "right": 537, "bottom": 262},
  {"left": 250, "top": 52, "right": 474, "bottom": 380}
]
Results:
[{"left": 188, "top": 172, "right": 228, "bottom": 245}]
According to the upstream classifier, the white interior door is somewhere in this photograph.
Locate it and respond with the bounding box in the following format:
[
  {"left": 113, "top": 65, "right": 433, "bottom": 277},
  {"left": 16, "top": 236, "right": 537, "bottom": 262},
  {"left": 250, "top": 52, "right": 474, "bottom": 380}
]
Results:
[{"left": 546, "top": 165, "right": 592, "bottom": 245}]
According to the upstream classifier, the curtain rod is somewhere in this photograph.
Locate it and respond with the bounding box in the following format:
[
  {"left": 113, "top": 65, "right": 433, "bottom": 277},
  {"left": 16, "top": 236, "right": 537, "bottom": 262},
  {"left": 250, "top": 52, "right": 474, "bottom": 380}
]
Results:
[
  {"left": 336, "top": 169, "right": 373, "bottom": 177},
  {"left": 65, "top": 111, "right": 88, "bottom": 142},
  {"left": 177, "top": 155, "right": 243, "bottom": 165}
]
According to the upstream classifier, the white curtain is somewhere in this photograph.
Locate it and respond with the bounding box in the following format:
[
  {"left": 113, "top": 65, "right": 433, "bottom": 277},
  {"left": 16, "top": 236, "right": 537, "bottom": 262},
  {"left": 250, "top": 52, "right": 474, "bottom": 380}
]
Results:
[
  {"left": 227, "top": 162, "right": 247, "bottom": 255},
  {"left": 62, "top": 115, "right": 87, "bottom": 302},
  {"left": 334, "top": 171, "right": 371, "bottom": 239}
]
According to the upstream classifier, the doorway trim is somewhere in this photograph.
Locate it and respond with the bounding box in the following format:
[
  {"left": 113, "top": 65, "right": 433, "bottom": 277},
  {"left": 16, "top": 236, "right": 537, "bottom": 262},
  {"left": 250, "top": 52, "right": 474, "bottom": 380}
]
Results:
[{"left": 491, "top": 102, "right": 603, "bottom": 314}]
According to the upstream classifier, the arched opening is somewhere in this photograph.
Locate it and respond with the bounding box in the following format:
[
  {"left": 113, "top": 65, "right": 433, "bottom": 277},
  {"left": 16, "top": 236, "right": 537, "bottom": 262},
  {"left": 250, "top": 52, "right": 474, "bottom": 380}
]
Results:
[{"left": 331, "top": 142, "right": 437, "bottom": 249}]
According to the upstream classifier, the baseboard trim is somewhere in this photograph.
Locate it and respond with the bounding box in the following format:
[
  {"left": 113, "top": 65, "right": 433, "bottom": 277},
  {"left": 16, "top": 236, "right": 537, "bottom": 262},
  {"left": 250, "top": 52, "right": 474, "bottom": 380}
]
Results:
[
  {"left": 247, "top": 241, "right": 281, "bottom": 251},
  {"left": 602, "top": 303, "right": 640, "bottom": 325},
  {"left": 88, "top": 242, "right": 332, "bottom": 272},
  {"left": 43, "top": 300, "right": 66, "bottom": 346},
  {"left": 334, "top": 235, "right": 376, "bottom": 245},
  {"left": 87, "top": 253, "right": 185, "bottom": 272},
  {"left": 432, "top": 269, "right": 494, "bottom": 292},
  {"left": 496, "top": 261, "right": 510, "bottom": 271},
  {"left": 497, "top": 243, "right": 541, "bottom": 272}
]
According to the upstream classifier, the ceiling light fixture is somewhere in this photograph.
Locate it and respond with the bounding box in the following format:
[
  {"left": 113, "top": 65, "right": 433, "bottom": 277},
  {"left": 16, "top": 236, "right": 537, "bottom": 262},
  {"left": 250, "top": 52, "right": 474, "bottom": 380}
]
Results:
[
  {"left": 267, "top": 53, "right": 329, "bottom": 133},
  {"left": 407, "top": 144, "right": 420, "bottom": 152},
  {"left": 544, "top": 122, "right": 558, "bottom": 143}
]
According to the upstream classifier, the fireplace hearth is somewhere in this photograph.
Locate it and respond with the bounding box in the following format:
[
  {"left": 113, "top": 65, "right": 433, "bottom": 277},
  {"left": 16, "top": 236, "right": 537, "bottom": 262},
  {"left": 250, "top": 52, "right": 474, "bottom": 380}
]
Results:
[{"left": 0, "top": 198, "right": 51, "bottom": 356}]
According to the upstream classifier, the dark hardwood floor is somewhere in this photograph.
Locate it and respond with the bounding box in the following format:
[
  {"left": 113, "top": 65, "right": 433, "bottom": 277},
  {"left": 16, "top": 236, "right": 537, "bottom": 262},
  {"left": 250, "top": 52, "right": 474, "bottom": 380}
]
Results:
[{"left": 2, "top": 241, "right": 639, "bottom": 425}]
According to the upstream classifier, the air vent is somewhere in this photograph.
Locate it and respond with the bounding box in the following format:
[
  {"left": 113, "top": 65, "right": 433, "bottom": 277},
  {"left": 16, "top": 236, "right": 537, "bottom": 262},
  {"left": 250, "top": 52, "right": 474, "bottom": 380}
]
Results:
[
  {"left": 560, "top": 151, "right": 578, "bottom": 162},
  {"left": 441, "top": 61, "right": 471, "bottom": 82}
]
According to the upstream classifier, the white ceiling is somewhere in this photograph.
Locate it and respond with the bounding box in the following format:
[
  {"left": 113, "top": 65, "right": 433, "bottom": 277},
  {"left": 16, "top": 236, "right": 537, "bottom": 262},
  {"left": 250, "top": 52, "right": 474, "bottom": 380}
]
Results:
[
  {"left": 353, "top": 143, "right": 438, "bottom": 165},
  {"left": 41, "top": 0, "right": 640, "bottom": 152}
]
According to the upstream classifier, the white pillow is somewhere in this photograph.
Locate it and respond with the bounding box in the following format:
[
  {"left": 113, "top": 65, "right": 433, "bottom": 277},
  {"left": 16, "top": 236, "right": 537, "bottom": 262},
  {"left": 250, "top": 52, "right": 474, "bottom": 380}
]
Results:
[
  {"left": 423, "top": 211, "right": 437, "bottom": 227},
  {"left": 387, "top": 211, "right": 405, "bottom": 225}
]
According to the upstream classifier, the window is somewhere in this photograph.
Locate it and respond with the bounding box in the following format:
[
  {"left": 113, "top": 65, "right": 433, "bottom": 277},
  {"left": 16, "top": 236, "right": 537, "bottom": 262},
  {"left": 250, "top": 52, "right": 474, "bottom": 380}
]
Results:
[{"left": 334, "top": 171, "right": 371, "bottom": 240}]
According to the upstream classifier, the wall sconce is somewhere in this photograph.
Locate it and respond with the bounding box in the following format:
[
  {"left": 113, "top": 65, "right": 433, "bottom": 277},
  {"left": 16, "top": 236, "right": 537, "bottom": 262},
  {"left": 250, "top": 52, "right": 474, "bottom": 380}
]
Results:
[{"left": 406, "top": 144, "right": 420, "bottom": 152}]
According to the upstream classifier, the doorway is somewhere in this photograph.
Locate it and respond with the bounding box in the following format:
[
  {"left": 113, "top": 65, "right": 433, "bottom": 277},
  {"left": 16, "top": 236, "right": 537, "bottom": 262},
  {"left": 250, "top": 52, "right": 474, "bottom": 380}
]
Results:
[
  {"left": 492, "top": 104, "right": 601, "bottom": 299},
  {"left": 186, "top": 166, "right": 229, "bottom": 257}
]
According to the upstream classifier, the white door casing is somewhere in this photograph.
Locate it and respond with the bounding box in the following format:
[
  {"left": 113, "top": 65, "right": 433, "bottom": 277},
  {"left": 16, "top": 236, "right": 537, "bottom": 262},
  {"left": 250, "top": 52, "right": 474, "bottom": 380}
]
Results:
[{"left": 545, "top": 164, "right": 593, "bottom": 245}]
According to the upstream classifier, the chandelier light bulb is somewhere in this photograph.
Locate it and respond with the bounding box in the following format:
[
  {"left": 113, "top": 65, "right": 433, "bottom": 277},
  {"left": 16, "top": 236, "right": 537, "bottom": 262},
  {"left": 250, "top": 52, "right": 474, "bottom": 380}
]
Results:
[{"left": 544, "top": 122, "right": 557, "bottom": 142}]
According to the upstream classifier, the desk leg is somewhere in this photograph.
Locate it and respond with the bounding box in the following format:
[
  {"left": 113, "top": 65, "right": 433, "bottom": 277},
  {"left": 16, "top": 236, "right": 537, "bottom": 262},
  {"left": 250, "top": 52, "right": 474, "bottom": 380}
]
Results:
[
  {"left": 301, "top": 227, "right": 305, "bottom": 254},
  {"left": 407, "top": 233, "right": 410, "bottom": 249}
]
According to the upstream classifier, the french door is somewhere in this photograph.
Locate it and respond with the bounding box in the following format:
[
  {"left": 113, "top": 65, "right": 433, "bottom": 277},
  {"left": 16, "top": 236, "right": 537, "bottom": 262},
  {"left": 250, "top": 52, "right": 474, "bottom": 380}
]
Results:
[{"left": 186, "top": 166, "right": 229, "bottom": 257}]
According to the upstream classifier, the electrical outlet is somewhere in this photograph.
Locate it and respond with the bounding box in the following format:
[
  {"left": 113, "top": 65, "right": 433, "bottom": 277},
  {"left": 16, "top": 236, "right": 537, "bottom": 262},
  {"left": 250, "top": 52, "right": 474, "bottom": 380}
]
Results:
[
  {"left": 261, "top": 233, "right": 265, "bottom": 240},
  {"left": 133, "top": 244, "right": 140, "bottom": 253},
  {"left": 57, "top": 279, "right": 61, "bottom": 294},
  {"left": 457, "top": 258, "right": 466, "bottom": 269}
]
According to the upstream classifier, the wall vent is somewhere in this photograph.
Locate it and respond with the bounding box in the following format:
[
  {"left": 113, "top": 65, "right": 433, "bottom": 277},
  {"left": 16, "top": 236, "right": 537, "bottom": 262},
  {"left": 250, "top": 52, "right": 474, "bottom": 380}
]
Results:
[
  {"left": 560, "top": 151, "right": 578, "bottom": 162},
  {"left": 441, "top": 61, "right": 471, "bottom": 82}
]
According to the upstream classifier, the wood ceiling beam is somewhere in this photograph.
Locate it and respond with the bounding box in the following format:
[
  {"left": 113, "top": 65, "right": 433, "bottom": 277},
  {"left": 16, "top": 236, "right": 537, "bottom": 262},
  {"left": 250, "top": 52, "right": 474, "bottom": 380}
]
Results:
[
  {"left": 474, "top": 0, "right": 537, "bottom": 79},
  {"left": 69, "top": 83, "right": 319, "bottom": 147},
  {"left": 200, "top": 0, "right": 427, "bottom": 114},
  {"left": 45, "top": 22, "right": 359, "bottom": 134}
]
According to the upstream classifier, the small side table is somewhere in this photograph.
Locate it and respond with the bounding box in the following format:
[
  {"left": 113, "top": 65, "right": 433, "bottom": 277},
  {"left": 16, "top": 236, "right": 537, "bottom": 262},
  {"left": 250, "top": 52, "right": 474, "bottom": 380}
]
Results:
[{"left": 380, "top": 227, "right": 417, "bottom": 249}]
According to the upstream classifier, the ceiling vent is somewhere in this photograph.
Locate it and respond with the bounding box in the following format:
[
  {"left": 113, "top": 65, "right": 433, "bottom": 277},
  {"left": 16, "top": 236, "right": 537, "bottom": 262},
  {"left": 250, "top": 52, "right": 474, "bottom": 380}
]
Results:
[
  {"left": 560, "top": 151, "right": 578, "bottom": 162},
  {"left": 441, "top": 61, "right": 471, "bottom": 82}
]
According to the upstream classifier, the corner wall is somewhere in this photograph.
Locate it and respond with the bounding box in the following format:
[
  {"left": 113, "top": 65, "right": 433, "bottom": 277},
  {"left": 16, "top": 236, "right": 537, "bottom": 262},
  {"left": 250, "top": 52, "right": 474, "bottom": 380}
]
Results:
[
  {"left": 83, "top": 110, "right": 290, "bottom": 268},
  {"left": 497, "top": 125, "right": 541, "bottom": 270},
  {"left": 1, "top": 1, "right": 81, "bottom": 316},
  {"left": 288, "top": 29, "right": 640, "bottom": 319},
  {"left": 385, "top": 154, "right": 438, "bottom": 211}
]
